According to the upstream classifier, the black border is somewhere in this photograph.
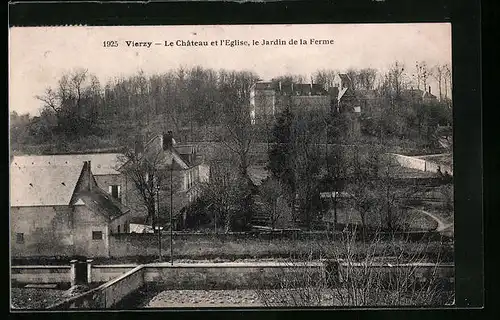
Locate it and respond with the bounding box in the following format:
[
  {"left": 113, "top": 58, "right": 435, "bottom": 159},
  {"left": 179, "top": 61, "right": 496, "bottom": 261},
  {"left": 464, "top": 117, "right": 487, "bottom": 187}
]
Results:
[{"left": 8, "top": 0, "right": 483, "bottom": 317}]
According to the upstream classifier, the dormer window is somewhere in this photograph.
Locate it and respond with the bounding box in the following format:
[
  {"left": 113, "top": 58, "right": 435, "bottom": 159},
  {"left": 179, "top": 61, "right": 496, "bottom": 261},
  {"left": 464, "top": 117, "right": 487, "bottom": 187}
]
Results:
[{"left": 108, "top": 185, "right": 121, "bottom": 202}]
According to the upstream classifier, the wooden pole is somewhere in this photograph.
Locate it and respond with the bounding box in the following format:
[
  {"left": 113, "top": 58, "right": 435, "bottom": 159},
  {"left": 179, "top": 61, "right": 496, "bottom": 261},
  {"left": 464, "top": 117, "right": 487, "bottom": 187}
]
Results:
[{"left": 170, "top": 164, "right": 174, "bottom": 265}]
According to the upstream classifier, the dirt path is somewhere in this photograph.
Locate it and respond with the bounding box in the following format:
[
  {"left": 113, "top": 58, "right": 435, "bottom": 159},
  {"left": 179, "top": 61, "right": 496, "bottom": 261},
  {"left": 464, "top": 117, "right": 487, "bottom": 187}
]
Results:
[{"left": 414, "top": 208, "right": 453, "bottom": 234}]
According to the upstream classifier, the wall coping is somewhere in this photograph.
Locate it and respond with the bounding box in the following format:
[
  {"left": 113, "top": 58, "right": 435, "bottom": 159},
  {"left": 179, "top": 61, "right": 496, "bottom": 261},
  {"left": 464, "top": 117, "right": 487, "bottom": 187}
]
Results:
[
  {"left": 92, "top": 264, "right": 138, "bottom": 268},
  {"left": 97, "top": 265, "right": 144, "bottom": 290},
  {"left": 11, "top": 265, "right": 71, "bottom": 269},
  {"left": 47, "top": 265, "right": 145, "bottom": 309},
  {"left": 338, "top": 262, "right": 454, "bottom": 268},
  {"left": 144, "top": 262, "right": 324, "bottom": 268}
]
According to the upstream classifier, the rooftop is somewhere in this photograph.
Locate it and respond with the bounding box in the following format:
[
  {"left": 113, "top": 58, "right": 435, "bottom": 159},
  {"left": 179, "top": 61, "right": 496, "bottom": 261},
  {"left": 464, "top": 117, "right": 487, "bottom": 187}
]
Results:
[
  {"left": 11, "top": 154, "right": 122, "bottom": 175},
  {"left": 10, "top": 163, "right": 83, "bottom": 207},
  {"left": 74, "top": 187, "right": 129, "bottom": 220}
]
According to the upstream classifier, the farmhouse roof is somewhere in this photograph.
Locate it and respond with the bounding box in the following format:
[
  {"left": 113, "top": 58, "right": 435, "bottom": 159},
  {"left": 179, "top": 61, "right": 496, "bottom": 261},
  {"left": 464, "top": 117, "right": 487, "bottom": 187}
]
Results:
[
  {"left": 11, "top": 154, "right": 122, "bottom": 175},
  {"left": 143, "top": 134, "right": 191, "bottom": 169},
  {"left": 73, "top": 187, "right": 129, "bottom": 221},
  {"left": 10, "top": 163, "right": 83, "bottom": 207}
]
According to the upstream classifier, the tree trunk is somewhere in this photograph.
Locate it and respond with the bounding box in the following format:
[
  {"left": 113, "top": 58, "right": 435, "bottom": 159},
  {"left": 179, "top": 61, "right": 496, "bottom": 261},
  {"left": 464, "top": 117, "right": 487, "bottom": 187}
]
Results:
[{"left": 225, "top": 207, "right": 231, "bottom": 233}]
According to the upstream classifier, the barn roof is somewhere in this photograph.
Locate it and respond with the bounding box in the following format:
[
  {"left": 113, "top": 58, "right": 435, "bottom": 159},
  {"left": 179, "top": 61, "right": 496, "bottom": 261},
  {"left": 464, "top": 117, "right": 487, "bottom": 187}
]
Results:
[
  {"left": 73, "top": 188, "right": 129, "bottom": 221},
  {"left": 11, "top": 154, "right": 122, "bottom": 175},
  {"left": 10, "top": 163, "right": 83, "bottom": 207}
]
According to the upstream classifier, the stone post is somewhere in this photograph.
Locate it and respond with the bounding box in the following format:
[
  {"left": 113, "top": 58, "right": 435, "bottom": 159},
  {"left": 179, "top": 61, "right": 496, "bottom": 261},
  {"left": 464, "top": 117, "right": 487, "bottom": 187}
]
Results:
[
  {"left": 70, "top": 260, "right": 77, "bottom": 287},
  {"left": 87, "top": 259, "right": 93, "bottom": 284}
]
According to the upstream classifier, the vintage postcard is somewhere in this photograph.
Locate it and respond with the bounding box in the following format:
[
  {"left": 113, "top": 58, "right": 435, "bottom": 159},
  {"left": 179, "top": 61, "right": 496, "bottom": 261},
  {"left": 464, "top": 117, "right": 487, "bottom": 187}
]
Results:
[{"left": 9, "top": 24, "right": 454, "bottom": 310}]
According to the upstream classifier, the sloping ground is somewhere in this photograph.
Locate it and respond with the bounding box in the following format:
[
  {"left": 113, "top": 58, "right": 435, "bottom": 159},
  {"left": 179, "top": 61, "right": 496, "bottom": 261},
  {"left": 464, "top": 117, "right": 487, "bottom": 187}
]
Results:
[{"left": 416, "top": 154, "right": 453, "bottom": 167}]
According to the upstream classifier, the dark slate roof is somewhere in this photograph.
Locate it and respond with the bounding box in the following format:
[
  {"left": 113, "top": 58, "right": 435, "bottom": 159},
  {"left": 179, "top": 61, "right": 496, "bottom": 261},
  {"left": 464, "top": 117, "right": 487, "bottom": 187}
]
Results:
[
  {"left": 253, "top": 82, "right": 275, "bottom": 90},
  {"left": 312, "top": 84, "right": 328, "bottom": 95},
  {"left": 74, "top": 187, "right": 129, "bottom": 221}
]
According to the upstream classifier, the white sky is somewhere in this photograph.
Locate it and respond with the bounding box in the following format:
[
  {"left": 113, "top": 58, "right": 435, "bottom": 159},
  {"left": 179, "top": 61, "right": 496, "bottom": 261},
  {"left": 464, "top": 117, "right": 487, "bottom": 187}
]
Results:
[{"left": 9, "top": 23, "right": 451, "bottom": 116}]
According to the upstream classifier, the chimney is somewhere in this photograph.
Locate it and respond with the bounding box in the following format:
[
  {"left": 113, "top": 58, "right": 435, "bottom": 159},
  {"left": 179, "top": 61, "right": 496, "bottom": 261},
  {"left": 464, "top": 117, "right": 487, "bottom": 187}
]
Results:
[
  {"left": 135, "top": 134, "right": 144, "bottom": 155},
  {"left": 279, "top": 81, "right": 282, "bottom": 92},
  {"left": 87, "top": 161, "right": 92, "bottom": 191},
  {"left": 163, "top": 131, "right": 173, "bottom": 150}
]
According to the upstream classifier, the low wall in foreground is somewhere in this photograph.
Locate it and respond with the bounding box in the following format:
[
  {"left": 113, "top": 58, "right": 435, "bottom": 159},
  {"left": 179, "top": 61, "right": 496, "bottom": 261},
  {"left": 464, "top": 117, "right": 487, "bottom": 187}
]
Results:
[
  {"left": 48, "top": 265, "right": 145, "bottom": 309},
  {"left": 47, "top": 261, "right": 454, "bottom": 310},
  {"left": 11, "top": 265, "right": 72, "bottom": 285},
  {"left": 143, "top": 262, "right": 325, "bottom": 290},
  {"left": 90, "top": 264, "right": 138, "bottom": 283}
]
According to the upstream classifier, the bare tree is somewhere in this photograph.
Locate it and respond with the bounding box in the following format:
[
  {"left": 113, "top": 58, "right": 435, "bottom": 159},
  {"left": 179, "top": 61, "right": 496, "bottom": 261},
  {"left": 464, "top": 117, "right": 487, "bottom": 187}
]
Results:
[
  {"left": 117, "top": 143, "right": 175, "bottom": 229},
  {"left": 217, "top": 70, "right": 260, "bottom": 178},
  {"left": 431, "top": 64, "right": 444, "bottom": 101},
  {"left": 443, "top": 64, "right": 452, "bottom": 103},
  {"left": 381, "top": 61, "right": 407, "bottom": 99},
  {"left": 313, "top": 69, "right": 338, "bottom": 90},
  {"left": 255, "top": 230, "right": 454, "bottom": 307},
  {"left": 414, "top": 61, "right": 430, "bottom": 91},
  {"left": 36, "top": 68, "right": 102, "bottom": 135}
]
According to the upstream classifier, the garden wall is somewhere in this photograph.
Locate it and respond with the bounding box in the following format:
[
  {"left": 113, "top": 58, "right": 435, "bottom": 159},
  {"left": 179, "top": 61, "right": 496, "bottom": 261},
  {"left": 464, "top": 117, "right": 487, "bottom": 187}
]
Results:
[
  {"left": 47, "top": 261, "right": 454, "bottom": 309},
  {"left": 389, "top": 153, "right": 427, "bottom": 171},
  {"left": 108, "top": 231, "right": 451, "bottom": 259},
  {"left": 90, "top": 264, "right": 138, "bottom": 283},
  {"left": 143, "top": 262, "right": 325, "bottom": 290},
  {"left": 48, "top": 265, "right": 145, "bottom": 309},
  {"left": 11, "top": 265, "right": 71, "bottom": 285},
  {"left": 389, "top": 153, "right": 453, "bottom": 176}
]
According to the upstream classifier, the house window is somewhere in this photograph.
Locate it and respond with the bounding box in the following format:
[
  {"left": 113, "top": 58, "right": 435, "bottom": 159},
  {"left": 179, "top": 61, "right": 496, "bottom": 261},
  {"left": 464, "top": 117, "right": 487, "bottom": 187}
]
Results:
[
  {"left": 108, "top": 185, "right": 121, "bottom": 202},
  {"left": 92, "top": 231, "right": 103, "bottom": 240},
  {"left": 194, "top": 168, "right": 199, "bottom": 182},
  {"left": 16, "top": 233, "right": 24, "bottom": 244},
  {"left": 117, "top": 225, "right": 121, "bottom": 233},
  {"left": 124, "top": 223, "right": 128, "bottom": 233}
]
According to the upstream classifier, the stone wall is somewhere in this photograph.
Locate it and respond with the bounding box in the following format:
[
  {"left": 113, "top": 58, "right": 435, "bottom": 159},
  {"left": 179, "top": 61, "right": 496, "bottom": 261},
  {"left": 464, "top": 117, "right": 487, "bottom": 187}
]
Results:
[
  {"left": 90, "top": 264, "right": 138, "bottom": 283},
  {"left": 11, "top": 265, "right": 72, "bottom": 285},
  {"left": 108, "top": 231, "right": 449, "bottom": 259},
  {"left": 10, "top": 206, "right": 75, "bottom": 257},
  {"left": 389, "top": 153, "right": 427, "bottom": 171},
  {"left": 47, "top": 261, "right": 454, "bottom": 309}
]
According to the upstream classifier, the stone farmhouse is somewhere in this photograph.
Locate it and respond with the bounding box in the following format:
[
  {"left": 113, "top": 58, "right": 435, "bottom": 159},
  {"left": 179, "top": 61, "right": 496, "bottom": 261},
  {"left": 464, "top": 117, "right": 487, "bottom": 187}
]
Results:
[
  {"left": 10, "top": 132, "right": 209, "bottom": 257},
  {"left": 10, "top": 160, "right": 131, "bottom": 258}
]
